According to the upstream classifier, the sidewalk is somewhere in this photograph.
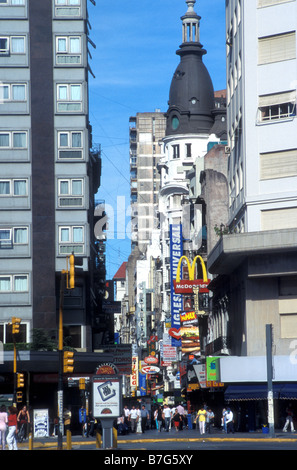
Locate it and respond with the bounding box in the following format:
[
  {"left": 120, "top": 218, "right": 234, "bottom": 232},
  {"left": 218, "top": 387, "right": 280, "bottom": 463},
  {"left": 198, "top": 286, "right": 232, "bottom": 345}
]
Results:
[
  {"left": 16, "top": 426, "right": 297, "bottom": 450},
  {"left": 117, "top": 426, "right": 297, "bottom": 442}
]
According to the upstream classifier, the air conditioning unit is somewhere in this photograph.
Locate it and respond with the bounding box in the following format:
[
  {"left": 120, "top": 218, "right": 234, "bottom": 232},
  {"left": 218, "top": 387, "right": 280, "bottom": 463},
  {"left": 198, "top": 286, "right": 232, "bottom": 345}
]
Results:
[{"left": 225, "top": 146, "right": 231, "bottom": 154}]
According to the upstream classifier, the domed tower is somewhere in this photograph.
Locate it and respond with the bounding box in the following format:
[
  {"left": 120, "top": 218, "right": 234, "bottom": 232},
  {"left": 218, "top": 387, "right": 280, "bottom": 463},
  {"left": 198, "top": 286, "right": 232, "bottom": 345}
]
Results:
[{"left": 166, "top": 0, "right": 215, "bottom": 136}]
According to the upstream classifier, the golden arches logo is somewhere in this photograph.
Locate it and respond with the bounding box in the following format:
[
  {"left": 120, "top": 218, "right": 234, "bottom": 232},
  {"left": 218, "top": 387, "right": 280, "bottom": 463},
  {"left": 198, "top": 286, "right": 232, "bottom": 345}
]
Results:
[{"left": 176, "top": 255, "right": 208, "bottom": 282}]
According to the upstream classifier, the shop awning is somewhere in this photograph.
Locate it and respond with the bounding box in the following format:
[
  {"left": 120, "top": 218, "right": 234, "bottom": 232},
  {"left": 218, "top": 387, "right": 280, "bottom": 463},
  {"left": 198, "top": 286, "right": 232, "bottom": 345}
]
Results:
[{"left": 224, "top": 384, "right": 297, "bottom": 401}]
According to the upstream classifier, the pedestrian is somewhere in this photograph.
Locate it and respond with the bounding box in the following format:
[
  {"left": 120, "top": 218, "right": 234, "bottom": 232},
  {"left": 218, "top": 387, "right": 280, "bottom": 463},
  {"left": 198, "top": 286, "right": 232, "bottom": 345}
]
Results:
[
  {"left": 197, "top": 406, "right": 207, "bottom": 435},
  {"left": 177, "top": 403, "right": 185, "bottom": 430},
  {"left": 136, "top": 406, "right": 142, "bottom": 433},
  {"left": 225, "top": 408, "right": 235, "bottom": 434},
  {"left": 140, "top": 405, "right": 149, "bottom": 433},
  {"left": 129, "top": 406, "right": 138, "bottom": 433},
  {"left": 162, "top": 404, "right": 172, "bottom": 432},
  {"left": 7, "top": 406, "right": 18, "bottom": 450},
  {"left": 206, "top": 408, "right": 215, "bottom": 434},
  {"left": 172, "top": 410, "right": 181, "bottom": 432},
  {"left": 221, "top": 408, "right": 227, "bottom": 432},
  {"left": 283, "top": 404, "right": 295, "bottom": 432},
  {"left": 123, "top": 406, "right": 130, "bottom": 432},
  {"left": 86, "top": 412, "right": 96, "bottom": 437},
  {"left": 156, "top": 406, "right": 163, "bottom": 432},
  {"left": 0, "top": 405, "right": 8, "bottom": 450},
  {"left": 17, "top": 405, "right": 30, "bottom": 440}
]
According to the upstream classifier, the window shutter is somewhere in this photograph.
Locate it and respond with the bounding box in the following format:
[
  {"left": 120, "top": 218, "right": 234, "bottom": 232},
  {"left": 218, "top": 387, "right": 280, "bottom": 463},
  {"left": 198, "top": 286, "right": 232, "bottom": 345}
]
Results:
[
  {"left": 258, "top": 32, "right": 296, "bottom": 64},
  {"left": 261, "top": 207, "right": 297, "bottom": 230},
  {"left": 260, "top": 149, "right": 297, "bottom": 180}
]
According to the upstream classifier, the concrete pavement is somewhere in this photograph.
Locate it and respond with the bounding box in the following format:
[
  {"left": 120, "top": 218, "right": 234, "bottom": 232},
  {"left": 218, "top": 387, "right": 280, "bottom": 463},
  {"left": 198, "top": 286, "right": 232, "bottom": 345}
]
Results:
[{"left": 15, "top": 426, "right": 297, "bottom": 450}]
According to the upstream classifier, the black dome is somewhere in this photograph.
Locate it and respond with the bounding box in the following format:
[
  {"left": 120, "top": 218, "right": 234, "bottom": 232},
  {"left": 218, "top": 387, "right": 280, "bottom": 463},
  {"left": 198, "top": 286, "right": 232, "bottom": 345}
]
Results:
[{"left": 165, "top": 1, "right": 215, "bottom": 136}]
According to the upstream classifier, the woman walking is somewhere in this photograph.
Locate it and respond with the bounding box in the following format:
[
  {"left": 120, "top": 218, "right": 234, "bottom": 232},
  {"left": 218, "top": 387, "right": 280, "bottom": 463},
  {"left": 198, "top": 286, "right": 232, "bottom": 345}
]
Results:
[
  {"left": 0, "top": 405, "right": 8, "bottom": 450},
  {"left": 7, "top": 407, "right": 18, "bottom": 450}
]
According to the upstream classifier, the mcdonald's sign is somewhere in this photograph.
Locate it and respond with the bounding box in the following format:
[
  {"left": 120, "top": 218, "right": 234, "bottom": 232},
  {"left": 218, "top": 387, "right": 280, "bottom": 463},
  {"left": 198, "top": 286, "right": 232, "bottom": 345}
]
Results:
[{"left": 173, "top": 255, "right": 210, "bottom": 294}]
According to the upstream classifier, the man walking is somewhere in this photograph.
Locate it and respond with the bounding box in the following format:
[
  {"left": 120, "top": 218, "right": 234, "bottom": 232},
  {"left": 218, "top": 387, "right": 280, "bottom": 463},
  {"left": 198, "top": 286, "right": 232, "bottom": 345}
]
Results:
[
  {"left": 129, "top": 406, "right": 138, "bottom": 433},
  {"left": 226, "top": 408, "right": 235, "bottom": 434},
  {"left": 140, "top": 405, "right": 149, "bottom": 433},
  {"left": 163, "top": 404, "right": 172, "bottom": 432}
]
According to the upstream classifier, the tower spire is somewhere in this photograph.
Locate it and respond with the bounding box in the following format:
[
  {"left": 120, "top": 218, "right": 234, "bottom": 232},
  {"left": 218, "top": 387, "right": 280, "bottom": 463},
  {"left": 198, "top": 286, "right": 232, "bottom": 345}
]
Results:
[{"left": 182, "top": 0, "right": 201, "bottom": 45}]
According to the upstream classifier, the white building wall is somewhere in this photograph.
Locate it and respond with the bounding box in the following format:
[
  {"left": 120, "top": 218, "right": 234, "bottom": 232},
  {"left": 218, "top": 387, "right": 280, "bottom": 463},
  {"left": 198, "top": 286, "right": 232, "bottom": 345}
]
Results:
[{"left": 227, "top": 0, "right": 297, "bottom": 232}]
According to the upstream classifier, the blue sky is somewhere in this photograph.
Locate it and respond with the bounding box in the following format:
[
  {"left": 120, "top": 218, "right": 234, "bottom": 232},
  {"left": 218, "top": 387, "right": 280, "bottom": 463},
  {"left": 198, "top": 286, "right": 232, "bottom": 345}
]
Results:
[{"left": 88, "top": 0, "right": 226, "bottom": 279}]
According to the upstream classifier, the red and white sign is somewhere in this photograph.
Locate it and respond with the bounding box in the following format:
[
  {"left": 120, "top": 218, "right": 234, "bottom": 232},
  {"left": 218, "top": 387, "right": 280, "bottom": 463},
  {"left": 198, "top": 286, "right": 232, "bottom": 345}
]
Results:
[
  {"left": 144, "top": 356, "right": 158, "bottom": 365},
  {"left": 142, "top": 365, "right": 160, "bottom": 374},
  {"left": 173, "top": 279, "right": 210, "bottom": 294},
  {"left": 168, "top": 328, "right": 181, "bottom": 340}
]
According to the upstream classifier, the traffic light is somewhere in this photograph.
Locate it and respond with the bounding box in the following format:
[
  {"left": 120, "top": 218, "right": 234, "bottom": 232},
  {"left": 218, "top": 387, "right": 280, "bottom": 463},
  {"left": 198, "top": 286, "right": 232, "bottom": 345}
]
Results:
[
  {"left": 16, "top": 391, "right": 23, "bottom": 403},
  {"left": 79, "top": 378, "right": 85, "bottom": 390},
  {"left": 68, "top": 253, "right": 83, "bottom": 289},
  {"left": 17, "top": 373, "right": 25, "bottom": 388},
  {"left": 12, "top": 317, "right": 21, "bottom": 335},
  {"left": 69, "top": 253, "right": 75, "bottom": 289},
  {"left": 63, "top": 351, "right": 74, "bottom": 373}
]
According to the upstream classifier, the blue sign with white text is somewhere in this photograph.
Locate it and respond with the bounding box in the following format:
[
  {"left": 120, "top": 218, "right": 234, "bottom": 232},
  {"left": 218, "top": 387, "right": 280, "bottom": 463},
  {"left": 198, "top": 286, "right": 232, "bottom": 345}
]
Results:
[{"left": 170, "top": 224, "right": 183, "bottom": 347}]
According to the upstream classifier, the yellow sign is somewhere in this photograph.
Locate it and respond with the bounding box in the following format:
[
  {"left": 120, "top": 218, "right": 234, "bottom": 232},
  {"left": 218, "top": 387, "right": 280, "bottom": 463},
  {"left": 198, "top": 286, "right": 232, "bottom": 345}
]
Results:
[
  {"left": 173, "top": 256, "right": 209, "bottom": 294},
  {"left": 176, "top": 255, "right": 208, "bottom": 282}
]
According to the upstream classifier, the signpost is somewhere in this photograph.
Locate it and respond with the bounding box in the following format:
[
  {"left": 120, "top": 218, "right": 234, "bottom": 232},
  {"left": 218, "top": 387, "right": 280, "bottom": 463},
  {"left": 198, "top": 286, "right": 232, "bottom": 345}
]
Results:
[{"left": 93, "top": 375, "right": 122, "bottom": 449}]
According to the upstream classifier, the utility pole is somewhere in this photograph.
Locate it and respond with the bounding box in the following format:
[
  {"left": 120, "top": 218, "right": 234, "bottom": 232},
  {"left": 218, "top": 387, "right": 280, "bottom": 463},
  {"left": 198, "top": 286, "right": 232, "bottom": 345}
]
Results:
[
  {"left": 57, "top": 254, "right": 79, "bottom": 450},
  {"left": 266, "top": 324, "right": 275, "bottom": 437}
]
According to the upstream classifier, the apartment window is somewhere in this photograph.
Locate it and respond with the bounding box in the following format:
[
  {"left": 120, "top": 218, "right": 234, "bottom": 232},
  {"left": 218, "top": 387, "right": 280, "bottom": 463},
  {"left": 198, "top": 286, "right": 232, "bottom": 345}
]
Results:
[
  {"left": 0, "top": 83, "right": 26, "bottom": 101},
  {"left": 258, "top": 31, "right": 296, "bottom": 65},
  {"left": 55, "top": 0, "right": 81, "bottom": 17},
  {"left": 57, "top": 84, "right": 82, "bottom": 112},
  {"left": 186, "top": 143, "right": 192, "bottom": 158},
  {"left": 0, "top": 227, "right": 28, "bottom": 247},
  {"left": 0, "top": 131, "right": 27, "bottom": 149},
  {"left": 0, "top": 179, "right": 27, "bottom": 196},
  {"left": 56, "top": 36, "right": 81, "bottom": 64},
  {"left": 0, "top": 36, "right": 25, "bottom": 55},
  {"left": 0, "top": 0, "right": 25, "bottom": 4},
  {"left": 58, "top": 178, "right": 84, "bottom": 207},
  {"left": 258, "top": 90, "right": 296, "bottom": 122},
  {"left": 0, "top": 274, "right": 28, "bottom": 292},
  {"left": 59, "top": 225, "right": 84, "bottom": 254},
  {"left": 172, "top": 144, "right": 180, "bottom": 159},
  {"left": 58, "top": 131, "right": 83, "bottom": 159}
]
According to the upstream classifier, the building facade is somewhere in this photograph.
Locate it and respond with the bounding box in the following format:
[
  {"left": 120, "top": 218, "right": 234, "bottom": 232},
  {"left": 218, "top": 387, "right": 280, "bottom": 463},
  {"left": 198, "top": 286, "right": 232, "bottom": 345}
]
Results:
[
  {"left": 129, "top": 111, "right": 166, "bottom": 253},
  {"left": 0, "top": 0, "right": 102, "bottom": 351},
  {"left": 207, "top": 0, "right": 297, "bottom": 428}
]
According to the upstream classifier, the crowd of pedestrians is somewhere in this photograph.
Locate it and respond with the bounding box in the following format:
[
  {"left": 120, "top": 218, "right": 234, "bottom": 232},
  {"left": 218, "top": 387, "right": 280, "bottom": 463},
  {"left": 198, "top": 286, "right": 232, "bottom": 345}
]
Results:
[
  {"left": 0, "top": 404, "right": 31, "bottom": 450},
  {"left": 116, "top": 402, "right": 239, "bottom": 437}
]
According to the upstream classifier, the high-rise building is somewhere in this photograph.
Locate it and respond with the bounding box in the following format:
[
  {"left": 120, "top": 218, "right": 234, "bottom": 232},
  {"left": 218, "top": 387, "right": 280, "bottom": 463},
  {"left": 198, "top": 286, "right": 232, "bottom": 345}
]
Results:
[
  {"left": 207, "top": 0, "right": 297, "bottom": 415},
  {"left": 129, "top": 111, "right": 166, "bottom": 253},
  {"left": 0, "top": 0, "right": 102, "bottom": 351}
]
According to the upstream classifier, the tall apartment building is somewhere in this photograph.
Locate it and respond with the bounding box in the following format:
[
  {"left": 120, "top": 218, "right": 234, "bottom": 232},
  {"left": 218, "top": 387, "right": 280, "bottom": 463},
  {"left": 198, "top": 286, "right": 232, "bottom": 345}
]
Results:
[
  {"left": 207, "top": 0, "right": 297, "bottom": 420},
  {"left": 129, "top": 111, "right": 166, "bottom": 253},
  {"left": 0, "top": 1, "right": 101, "bottom": 351}
]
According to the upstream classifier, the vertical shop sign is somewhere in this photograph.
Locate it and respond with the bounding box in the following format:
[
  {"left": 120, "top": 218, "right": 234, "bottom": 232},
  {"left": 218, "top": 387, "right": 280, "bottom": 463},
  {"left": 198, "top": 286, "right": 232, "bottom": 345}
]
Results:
[{"left": 170, "top": 224, "right": 183, "bottom": 347}]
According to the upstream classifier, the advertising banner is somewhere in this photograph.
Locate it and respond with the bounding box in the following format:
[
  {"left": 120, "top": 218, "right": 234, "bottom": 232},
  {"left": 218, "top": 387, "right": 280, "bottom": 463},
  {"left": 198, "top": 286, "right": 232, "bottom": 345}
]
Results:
[
  {"left": 33, "top": 409, "right": 49, "bottom": 438},
  {"left": 169, "top": 224, "right": 183, "bottom": 347},
  {"left": 130, "top": 356, "right": 138, "bottom": 389},
  {"left": 181, "top": 325, "right": 200, "bottom": 355},
  {"left": 93, "top": 375, "right": 122, "bottom": 418},
  {"left": 206, "top": 356, "right": 220, "bottom": 382},
  {"left": 139, "top": 371, "right": 146, "bottom": 396}
]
